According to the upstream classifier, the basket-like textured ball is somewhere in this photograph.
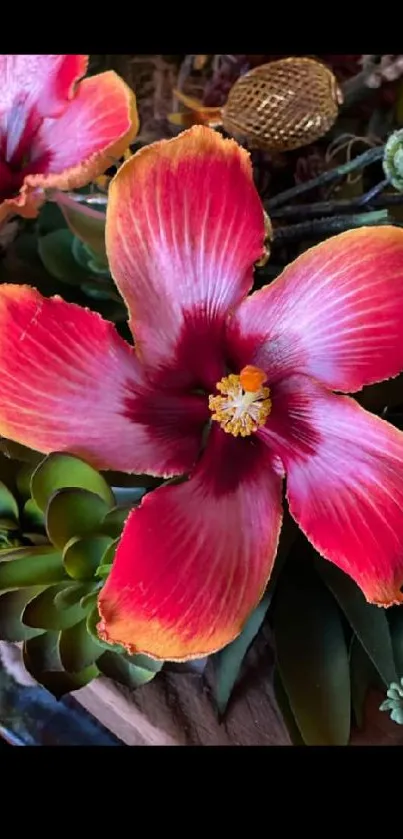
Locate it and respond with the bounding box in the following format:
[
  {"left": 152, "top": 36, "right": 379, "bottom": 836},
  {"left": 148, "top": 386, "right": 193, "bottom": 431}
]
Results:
[{"left": 222, "top": 57, "right": 342, "bottom": 152}]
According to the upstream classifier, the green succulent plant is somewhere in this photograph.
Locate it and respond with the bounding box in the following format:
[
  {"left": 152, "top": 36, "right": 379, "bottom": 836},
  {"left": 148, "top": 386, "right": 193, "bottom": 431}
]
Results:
[
  {"left": 0, "top": 450, "right": 162, "bottom": 699},
  {"left": 380, "top": 677, "right": 403, "bottom": 724}
]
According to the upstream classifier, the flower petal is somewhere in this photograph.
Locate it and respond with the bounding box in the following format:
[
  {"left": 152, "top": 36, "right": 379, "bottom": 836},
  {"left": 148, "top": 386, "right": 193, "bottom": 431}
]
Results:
[
  {"left": 25, "top": 71, "right": 138, "bottom": 193},
  {"left": 0, "top": 55, "right": 88, "bottom": 119},
  {"left": 0, "top": 285, "right": 208, "bottom": 476},
  {"left": 227, "top": 227, "right": 403, "bottom": 393},
  {"left": 105, "top": 126, "right": 266, "bottom": 389},
  {"left": 98, "top": 426, "right": 283, "bottom": 660},
  {"left": 259, "top": 375, "right": 403, "bottom": 606}
]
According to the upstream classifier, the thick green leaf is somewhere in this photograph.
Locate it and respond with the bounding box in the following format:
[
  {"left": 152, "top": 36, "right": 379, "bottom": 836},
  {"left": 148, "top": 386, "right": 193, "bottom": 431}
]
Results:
[
  {"left": 63, "top": 534, "right": 113, "bottom": 581},
  {"left": 98, "top": 651, "right": 157, "bottom": 688},
  {"left": 273, "top": 668, "right": 305, "bottom": 745},
  {"left": 22, "top": 499, "right": 45, "bottom": 530},
  {"left": 101, "top": 506, "right": 132, "bottom": 539},
  {"left": 54, "top": 582, "right": 98, "bottom": 611},
  {"left": 23, "top": 632, "right": 99, "bottom": 699},
  {"left": 388, "top": 608, "right": 403, "bottom": 676},
  {"left": 86, "top": 603, "right": 126, "bottom": 654},
  {"left": 0, "top": 481, "right": 19, "bottom": 521},
  {"left": 24, "top": 631, "right": 62, "bottom": 672},
  {"left": 96, "top": 538, "right": 119, "bottom": 574},
  {"left": 46, "top": 488, "right": 111, "bottom": 550},
  {"left": 37, "top": 201, "right": 67, "bottom": 235},
  {"left": 60, "top": 200, "right": 107, "bottom": 258},
  {"left": 80, "top": 585, "right": 102, "bottom": 611},
  {"left": 349, "top": 634, "right": 379, "bottom": 729},
  {"left": 32, "top": 453, "right": 114, "bottom": 513},
  {"left": 315, "top": 555, "right": 397, "bottom": 686},
  {"left": 23, "top": 582, "right": 89, "bottom": 630},
  {"left": 0, "top": 546, "right": 65, "bottom": 590},
  {"left": 16, "top": 463, "right": 39, "bottom": 501},
  {"left": 212, "top": 511, "right": 299, "bottom": 715},
  {"left": 213, "top": 592, "right": 272, "bottom": 717},
  {"left": 0, "top": 587, "right": 46, "bottom": 641},
  {"left": 59, "top": 619, "right": 103, "bottom": 672},
  {"left": 71, "top": 237, "right": 110, "bottom": 275},
  {"left": 273, "top": 561, "right": 351, "bottom": 746},
  {"left": 125, "top": 653, "right": 164, "bottom": 673},
  {"left": 38, "top": 229, "right": 91, "bottom": 284}
]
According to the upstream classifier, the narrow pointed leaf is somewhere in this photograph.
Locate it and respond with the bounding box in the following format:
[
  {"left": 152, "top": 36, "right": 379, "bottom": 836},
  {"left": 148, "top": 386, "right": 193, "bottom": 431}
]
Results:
[
  {"left": 315, "top": 555, "right": 397, "bottom": 686},
  {"left": 273, "top": 668, "right": 305, "bottom": 745},
  {"left": 350, "top": 635, "right": 380, "bottom": 729},
  {"left": 273, "top": 561, "right": 351, "bottom": 746},
  {"left": 389, "top": 608, "right": 403, "bottom": 676},
  {"left": 32, "top": 453, "right": 114, "bottom": 513}
]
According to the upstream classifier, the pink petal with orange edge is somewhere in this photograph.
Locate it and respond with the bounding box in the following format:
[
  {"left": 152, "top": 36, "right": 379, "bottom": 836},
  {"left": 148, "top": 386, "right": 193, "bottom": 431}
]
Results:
[
  {"left": 258, "top": 374, "right": 403, "bottom": 606},
  {"left": 97, "top": 426, "right": 283, "bottom": 661},
  {"left": 105, "top": 126, "right": 266, "bottom": 391},
  {"left": 0, "top": 55, "right": 88, "bottom": 119},
  {"left": 227, "top": 227, "right": 403, "bottom": 393},
  {"left": 0, "top": 285, "right": 208, "bottom": 476},
  {"left": 25, "top": 71, "right": 138, "bottom": 193}
]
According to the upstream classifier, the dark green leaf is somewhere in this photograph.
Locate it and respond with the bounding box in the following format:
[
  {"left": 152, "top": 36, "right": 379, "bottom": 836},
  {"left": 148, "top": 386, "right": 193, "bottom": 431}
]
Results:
[
  {"left": 0, "top": 438, "right": 42, "bottom": 465},
  {"left": 273, "top": 668, "right": 305, "bottom": 745},
  {"left": 63, "top": 534, "right": 113, "bottom": 581},
  {"left": 101, "top": 507, "right": 131, "bottom": 539},
  {"left": 0, "top": 587, "right": 46, "bottom": 641},
  {"left": 37, "top": 201, "right": 67, "bottom": 235},
  {"left": 86, "top": 604, "right": 126, "bottom": 654},
  {"left": 54, "top": 582, "right": 98, "bottom": 611},
  {"left": 23, "top": 582, "right": 89, "bottom": 630},
  {"left": 315, "top": 555, "right": 397, "bottom": 686},
  {"left": 24, "top": 631, "right": 62, "bottom": 672},
  {"left": 0, "top": 481, "right": 19, "bottom": 521},
  {"left": 22, "top": 499, "right": 45, "bottom": 530},
  {"left": 125, "top": 652, "right": 164, "bottom": 673},
  {"left": 16, "top": 463, "right": 38, "bottom": 500},
  {"left": 23, "top": 632, "right": 99, "bottom": 699},
  {"left": 0, "top": 546, "right": 65, "bottom": 590},
  {"left": 37, "top": 229, "right": 91, "bottom": 284},
  {"left": 273, "top": 562, "right": 351, "bottom": 746},
  {"left": 80, "top": 586, "right": 102, "bottom": 611},
  {"left": 98, "top": 651, "right": 157, "bottom": 689},
  {"left": 32, "top": 452, "right": 114, "bottom": 513},
  {"left": 388, "top": 608, "right": 403, "bottom": 676},
  {"left": 46, "top": 488, "right": 111, "bottom": 550},
  {"left": 349, "top": 635, "right": 379, "bottom": 729},
  {"left": 59, "top": 620, "right": 103, "bottom": 672},
  {"left": 212, "top": 511, "right": 299, "bottom": 715}
]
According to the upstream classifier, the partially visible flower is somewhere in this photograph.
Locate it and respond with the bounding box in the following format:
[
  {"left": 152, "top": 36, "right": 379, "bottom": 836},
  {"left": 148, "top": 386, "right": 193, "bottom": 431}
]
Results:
[
  {"left": 0, "top": 55, "right": 138, "bottom": 223},
  {"left": 0, "top": 128, "right": 403, "bottom": 661}
]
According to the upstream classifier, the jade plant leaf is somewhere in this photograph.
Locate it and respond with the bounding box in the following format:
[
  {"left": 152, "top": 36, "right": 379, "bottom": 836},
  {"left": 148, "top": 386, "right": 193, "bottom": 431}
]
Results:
[
  {"left": 54, "top": 581, "right": 99, "bottom": 611},
  {"left": 273, "top": 560, "right": 351, "bottom": 746},
  {"left": 32, "top": 453, "right": 115, "bottom": 513},
  {"left": 63, "top": 535, "right": 114, "bottom": 581},
  {"left": 0, "top": 481, "right": 19, "bottom": 521},
  {"left": 314, "top": 555, "right": 397, "bottom": 686},
  {"left": 46, "top": 489, "right": 112, "bottom": 550},
  {"left": 60, "top": 199, "right": 107, "bottom": 259},
  {"left": 98, "top": 651, "right": 158, "bottom": 689},
  {"left": 38, "top": 229, "right": 91, "bottom": 284},
  {"left": 59, "top": 619, "right": 104, "bottom": 673},
  {"left": 0, "top": 587, "right": 46, "bottom": 641},
  {"left": 22, "top": 582, "right": 90, "bottom": 631},
  {"left": 101, "top": 507, "right": 132, "bottom": 539},
  {"left": 95, "top": 538, "right": 119, "bottom": 578},
  {"left": 0, "top": 546, "right": 65, "bottom": 590},
  {"left": 23, "top": 633, "right": 99, "bottom": 699},
  {"left": 22, "top": 499, "right": 45, "bottom": 530},
  {"left": 86, "top": 603, "right": 126, "bottom": 655}
]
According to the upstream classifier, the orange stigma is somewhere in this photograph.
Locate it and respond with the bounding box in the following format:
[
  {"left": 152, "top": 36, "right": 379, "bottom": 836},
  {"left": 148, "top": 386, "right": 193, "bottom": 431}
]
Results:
[
  {"left": 239, "top": 365, "right": 268, "bottom": 392},
  {"left": 208, "top": 366, "right": 271, "bottom": 437}
]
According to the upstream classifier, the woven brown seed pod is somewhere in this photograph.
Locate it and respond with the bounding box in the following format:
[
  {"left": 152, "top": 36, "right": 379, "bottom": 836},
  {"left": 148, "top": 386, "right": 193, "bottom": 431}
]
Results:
[{"left": 222, "top": 57, "right": 343, "bottom": 152}]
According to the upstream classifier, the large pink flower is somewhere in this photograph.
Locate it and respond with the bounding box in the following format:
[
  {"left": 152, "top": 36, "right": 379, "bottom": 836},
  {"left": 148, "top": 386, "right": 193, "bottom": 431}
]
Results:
[
  {"left": 0, "top": 55, "right": 138, "bottom": 223},
  {"left": 1, "top": 126, "right": 403, "bottom": 661}
]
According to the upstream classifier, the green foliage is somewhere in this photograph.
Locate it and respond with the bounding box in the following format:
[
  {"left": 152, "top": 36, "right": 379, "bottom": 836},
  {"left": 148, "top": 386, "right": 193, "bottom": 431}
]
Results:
[{"left": 0, "top": 451, "right": 159, "bottom": 698}]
